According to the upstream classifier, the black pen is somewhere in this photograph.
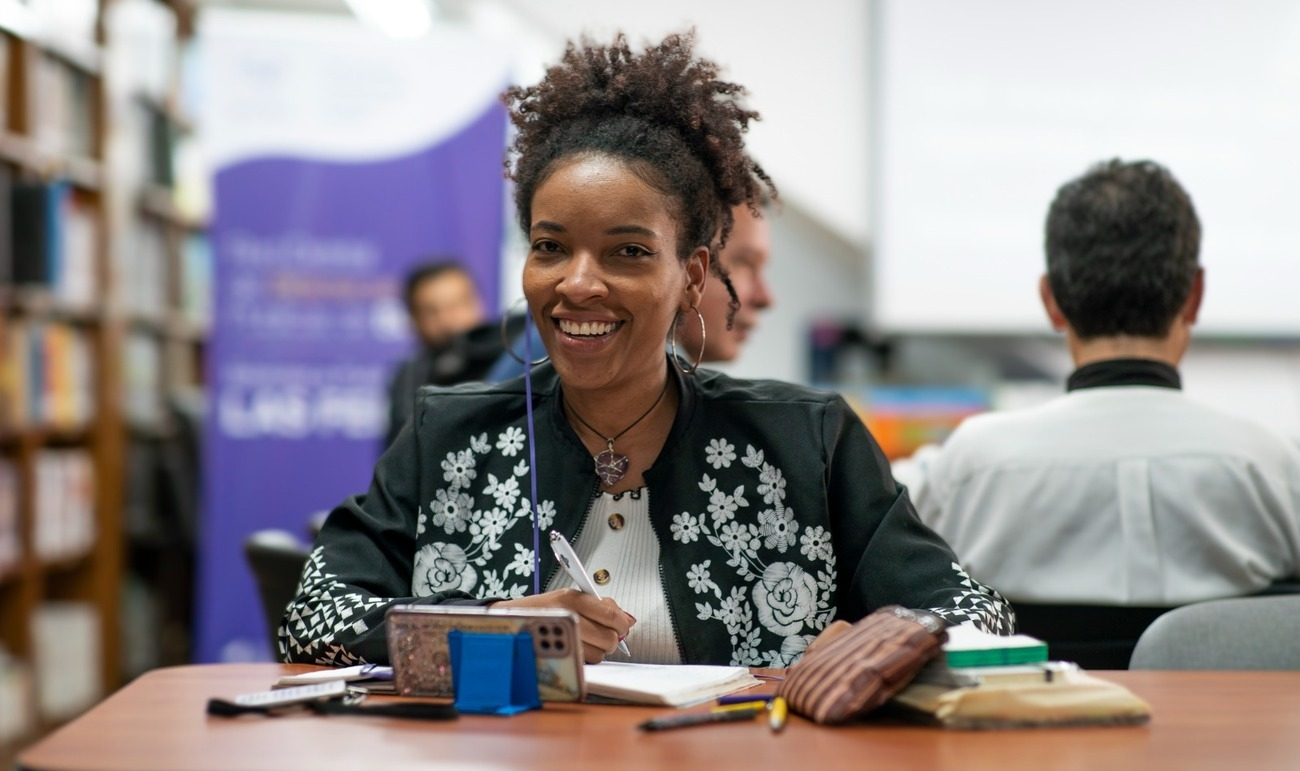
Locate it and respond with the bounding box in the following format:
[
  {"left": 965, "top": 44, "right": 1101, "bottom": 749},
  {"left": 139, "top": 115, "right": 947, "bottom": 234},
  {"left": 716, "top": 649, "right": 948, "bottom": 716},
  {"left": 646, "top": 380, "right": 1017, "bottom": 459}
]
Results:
[{"left": 638, "top": 706, "right": 764, "bottom": 731}]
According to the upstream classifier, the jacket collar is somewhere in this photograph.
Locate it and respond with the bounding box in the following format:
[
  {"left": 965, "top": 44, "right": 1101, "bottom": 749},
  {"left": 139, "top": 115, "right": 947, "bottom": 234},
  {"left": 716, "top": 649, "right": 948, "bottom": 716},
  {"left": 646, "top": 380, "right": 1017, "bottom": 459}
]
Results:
[{"left": 1066, "top": 358, "right": 1181, "bottom": 392}]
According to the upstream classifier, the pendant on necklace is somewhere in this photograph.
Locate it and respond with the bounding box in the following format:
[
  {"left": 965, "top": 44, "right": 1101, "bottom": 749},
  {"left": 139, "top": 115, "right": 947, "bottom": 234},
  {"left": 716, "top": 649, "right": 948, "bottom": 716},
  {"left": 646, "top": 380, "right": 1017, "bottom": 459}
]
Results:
[{"left": 594, "top": 441, "right": 630, "bottom": 487}]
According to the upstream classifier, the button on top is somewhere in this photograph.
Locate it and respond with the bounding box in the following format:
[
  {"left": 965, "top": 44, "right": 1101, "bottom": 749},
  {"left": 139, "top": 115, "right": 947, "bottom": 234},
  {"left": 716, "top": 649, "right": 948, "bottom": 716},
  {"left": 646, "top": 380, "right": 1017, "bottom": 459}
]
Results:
[
  {"left": 608, "top": 513, "right": 625, "bottom": 531},
  {"left": 593, "top": 569, "right": 611, "bottom": 585}
]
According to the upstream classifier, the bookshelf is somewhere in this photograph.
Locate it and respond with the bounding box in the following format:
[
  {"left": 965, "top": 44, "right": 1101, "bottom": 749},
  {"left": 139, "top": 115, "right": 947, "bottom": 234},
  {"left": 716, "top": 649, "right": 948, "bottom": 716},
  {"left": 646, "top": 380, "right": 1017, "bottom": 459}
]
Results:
[{"left": 0, "top": 0, "right": 206, "bottom": 756}]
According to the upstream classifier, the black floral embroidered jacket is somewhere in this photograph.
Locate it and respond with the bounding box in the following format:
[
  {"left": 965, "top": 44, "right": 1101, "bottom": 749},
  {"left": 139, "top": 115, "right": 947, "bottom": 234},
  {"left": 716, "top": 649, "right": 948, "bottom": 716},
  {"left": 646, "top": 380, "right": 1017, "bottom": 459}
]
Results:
[{"left": 280, "top": 359, "right": 1014, "bottom": 667}]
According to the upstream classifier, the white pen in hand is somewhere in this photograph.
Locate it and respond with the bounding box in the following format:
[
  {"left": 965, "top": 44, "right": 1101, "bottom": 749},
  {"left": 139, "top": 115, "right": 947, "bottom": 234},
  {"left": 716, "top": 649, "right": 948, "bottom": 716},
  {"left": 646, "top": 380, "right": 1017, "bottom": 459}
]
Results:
[{"left": 549, "top": 530, "right": 632, "bottom": 657}]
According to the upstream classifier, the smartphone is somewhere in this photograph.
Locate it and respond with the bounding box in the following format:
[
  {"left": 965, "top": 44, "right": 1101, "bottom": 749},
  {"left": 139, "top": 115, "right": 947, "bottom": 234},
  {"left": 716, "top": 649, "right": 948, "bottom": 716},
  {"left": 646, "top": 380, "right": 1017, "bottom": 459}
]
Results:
[{"left": 385, "top": 605, "right": 585, "bottom": 702}]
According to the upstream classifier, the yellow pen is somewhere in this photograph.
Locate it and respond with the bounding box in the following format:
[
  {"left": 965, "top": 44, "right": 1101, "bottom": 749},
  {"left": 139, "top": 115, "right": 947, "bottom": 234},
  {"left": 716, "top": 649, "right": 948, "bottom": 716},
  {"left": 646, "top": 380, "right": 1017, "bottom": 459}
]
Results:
[
  {"left": 768, "top": 696, "right": 788, "bottom": 733},
  {"left": 711, "top": 701, "right": 770, "bottom": 714}
]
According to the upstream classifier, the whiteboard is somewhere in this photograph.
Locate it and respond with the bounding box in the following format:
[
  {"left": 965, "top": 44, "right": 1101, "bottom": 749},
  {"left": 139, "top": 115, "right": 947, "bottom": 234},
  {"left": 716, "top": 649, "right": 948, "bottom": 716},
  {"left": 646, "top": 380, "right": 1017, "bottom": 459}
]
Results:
[{"left": 873, "top": 0, "right": 1300, "bottom": 334}]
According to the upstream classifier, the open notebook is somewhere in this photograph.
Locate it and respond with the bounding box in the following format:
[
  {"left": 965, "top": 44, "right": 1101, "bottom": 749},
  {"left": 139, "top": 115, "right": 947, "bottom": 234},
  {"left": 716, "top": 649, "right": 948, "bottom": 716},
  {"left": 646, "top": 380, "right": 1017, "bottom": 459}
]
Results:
[{"left": 582, "top": 662, "right": 761, "bottom": 707}]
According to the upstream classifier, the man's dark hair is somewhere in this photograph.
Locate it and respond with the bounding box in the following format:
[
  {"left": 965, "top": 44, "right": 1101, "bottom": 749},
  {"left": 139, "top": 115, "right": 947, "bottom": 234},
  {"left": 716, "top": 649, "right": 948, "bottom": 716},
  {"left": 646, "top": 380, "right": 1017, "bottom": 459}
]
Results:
[
  {"left": 1045, "top": 159, "right": 1201, "bottom": 339},
  {"left": 404, "top": 261, "right": 471, "bottom": 313},
  {"left": 501, "top": 31, "right": 777, "bottom": 326}
]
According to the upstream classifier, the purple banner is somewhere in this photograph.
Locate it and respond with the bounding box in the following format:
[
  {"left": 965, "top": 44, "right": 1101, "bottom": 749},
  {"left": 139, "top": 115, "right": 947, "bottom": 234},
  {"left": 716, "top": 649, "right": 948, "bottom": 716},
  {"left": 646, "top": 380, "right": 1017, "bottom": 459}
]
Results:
[{"left": 196, "top": 103, "right": 507, "bottom": 663}]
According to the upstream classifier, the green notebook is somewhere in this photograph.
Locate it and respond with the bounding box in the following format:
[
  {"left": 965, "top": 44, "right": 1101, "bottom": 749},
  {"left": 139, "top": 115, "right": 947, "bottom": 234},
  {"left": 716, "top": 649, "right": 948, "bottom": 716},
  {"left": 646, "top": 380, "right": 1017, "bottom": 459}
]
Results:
[{"left": 943, "top": 625, "right": 1048, "bottom": 668}]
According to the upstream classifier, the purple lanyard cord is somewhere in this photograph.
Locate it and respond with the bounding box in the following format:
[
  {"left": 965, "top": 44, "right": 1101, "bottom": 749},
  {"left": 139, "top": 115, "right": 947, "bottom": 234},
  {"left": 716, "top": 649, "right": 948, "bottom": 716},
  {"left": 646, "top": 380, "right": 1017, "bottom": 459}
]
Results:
[{"left": 522, "top": 310, "right": 542, "bottom": 595}]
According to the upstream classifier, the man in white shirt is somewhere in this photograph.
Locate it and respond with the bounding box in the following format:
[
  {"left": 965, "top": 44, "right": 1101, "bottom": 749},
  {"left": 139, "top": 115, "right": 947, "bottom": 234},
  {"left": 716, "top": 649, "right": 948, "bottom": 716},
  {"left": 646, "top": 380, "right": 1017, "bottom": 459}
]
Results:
[{"left": 915, "top": 159, "right": 1300, "bottom": 608}]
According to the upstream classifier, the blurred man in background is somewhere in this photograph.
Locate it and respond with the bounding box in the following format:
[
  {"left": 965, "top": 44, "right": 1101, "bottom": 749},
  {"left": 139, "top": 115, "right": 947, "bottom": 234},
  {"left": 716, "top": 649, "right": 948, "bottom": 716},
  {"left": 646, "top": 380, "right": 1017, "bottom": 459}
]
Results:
[
  {"left": 675, "top": 203, "right": 775, "bottom": 364},
  {"left": 385, "top": 261, "right": 494, "bottom": 447}
]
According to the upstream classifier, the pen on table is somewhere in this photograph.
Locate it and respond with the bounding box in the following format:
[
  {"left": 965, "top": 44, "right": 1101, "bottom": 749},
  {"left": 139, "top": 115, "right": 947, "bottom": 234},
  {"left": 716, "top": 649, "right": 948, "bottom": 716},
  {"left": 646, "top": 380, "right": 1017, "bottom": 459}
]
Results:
[
  {"left": 769, "top": 697, "right": 788, "bottom": 733},
  {"left": 717, "top": 693, "right": 775, "bottom": 705},
  {"left": 638, "top": 707, "right": 764, "bottom": 731},
  {"left": 712, "top": 701, "right": 770, "bottom": 714},
  {"left": 549, "top": 530, "right": 631, "bottom": 656}
]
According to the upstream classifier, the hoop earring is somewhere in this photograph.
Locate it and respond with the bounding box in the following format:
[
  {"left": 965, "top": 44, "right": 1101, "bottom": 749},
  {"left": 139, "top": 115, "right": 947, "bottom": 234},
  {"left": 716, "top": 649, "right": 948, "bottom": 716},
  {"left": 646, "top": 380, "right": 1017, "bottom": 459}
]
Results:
[
  {"left": 501, "top": 296, "right": 549, "bottom": 366},
  {"left": 670, "top": 305, "right": 706, "bottom": 376}
]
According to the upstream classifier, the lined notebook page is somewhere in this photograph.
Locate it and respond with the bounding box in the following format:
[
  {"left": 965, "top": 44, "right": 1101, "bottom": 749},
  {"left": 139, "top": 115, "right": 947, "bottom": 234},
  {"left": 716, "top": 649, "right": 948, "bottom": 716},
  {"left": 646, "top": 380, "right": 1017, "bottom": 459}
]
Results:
[{"left": 582, "top": 662, "right": 760, "bottom": 707}]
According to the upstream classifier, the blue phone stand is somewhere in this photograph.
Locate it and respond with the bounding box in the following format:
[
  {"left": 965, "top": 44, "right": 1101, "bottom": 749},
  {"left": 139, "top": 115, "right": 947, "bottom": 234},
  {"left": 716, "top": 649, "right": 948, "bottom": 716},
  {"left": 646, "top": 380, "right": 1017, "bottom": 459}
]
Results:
[{"left": 448, "top": 630, "right": 541, "bottom": 715}]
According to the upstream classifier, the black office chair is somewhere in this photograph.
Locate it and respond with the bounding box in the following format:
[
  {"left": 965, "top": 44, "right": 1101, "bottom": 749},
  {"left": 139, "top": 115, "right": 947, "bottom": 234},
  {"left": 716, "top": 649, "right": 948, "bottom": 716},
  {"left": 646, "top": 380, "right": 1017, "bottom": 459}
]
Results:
[
  {"left": 1012, "top": 603, "right": 1173, "bottom": 670},
  {"left": 1013, "top": 580, "right": 1300, "bottom": 670},
  {"left": 243, "top": 529, "right": 311, "bottom": 659}
]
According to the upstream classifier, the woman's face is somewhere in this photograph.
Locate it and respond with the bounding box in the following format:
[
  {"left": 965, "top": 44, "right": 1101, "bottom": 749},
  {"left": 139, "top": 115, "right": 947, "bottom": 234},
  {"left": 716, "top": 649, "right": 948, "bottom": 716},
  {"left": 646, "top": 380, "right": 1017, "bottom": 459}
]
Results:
[{"left": 523, "top": 154, "right": 707, "bottom": 394}]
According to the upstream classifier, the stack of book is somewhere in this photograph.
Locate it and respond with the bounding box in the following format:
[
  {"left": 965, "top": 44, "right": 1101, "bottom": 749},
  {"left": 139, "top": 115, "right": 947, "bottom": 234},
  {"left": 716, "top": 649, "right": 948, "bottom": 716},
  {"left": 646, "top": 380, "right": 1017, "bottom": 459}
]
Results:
[{"left": 890, "top": 624, "right": 1151, "bottom": 728}]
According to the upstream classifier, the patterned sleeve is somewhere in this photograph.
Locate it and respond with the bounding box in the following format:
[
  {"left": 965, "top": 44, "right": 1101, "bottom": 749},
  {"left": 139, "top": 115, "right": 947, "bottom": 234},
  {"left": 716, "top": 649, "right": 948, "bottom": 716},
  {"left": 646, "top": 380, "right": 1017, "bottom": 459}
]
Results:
[
  {"left": 822, "top": 398, "right": 1016, "bottom": 635},
  {"left": 278, "top": 419, "right": 491, "bottom": 666}
]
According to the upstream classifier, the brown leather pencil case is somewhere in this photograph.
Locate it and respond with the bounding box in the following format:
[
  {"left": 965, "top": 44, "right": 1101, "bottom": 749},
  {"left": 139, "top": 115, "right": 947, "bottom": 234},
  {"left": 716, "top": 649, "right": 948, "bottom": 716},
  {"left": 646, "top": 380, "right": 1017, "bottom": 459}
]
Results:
[{"left": 777, "top": 606, "right": 948, "bottom": 725}]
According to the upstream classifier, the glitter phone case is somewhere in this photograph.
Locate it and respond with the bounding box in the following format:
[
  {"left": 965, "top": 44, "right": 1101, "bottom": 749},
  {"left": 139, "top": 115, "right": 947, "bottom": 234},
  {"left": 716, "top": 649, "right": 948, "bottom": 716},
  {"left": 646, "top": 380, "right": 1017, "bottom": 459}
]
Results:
[{"left": 386, "top": 606, "right": 585, "bottom": 702}]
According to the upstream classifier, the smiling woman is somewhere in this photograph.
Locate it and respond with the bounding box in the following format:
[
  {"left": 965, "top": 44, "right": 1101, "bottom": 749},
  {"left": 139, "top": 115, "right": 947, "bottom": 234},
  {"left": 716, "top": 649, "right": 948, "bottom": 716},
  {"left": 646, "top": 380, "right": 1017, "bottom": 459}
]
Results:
[{"left": 281, "top": 31, "right": 1014, "bottom": 671}]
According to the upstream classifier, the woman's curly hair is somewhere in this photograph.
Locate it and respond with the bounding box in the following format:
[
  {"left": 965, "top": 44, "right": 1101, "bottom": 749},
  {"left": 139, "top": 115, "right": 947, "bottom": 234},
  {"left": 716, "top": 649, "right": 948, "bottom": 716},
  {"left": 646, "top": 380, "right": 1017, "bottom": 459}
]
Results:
[{"left": 502, "top": 31, "right": 777, "bottom": 323}]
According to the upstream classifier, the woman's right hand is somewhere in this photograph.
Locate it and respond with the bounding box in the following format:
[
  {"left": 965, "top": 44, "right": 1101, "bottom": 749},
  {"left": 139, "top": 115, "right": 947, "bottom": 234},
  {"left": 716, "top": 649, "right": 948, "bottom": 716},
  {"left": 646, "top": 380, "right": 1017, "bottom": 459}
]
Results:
[{"left": 491, "top": 588, "right": 635, "bottom": 663}]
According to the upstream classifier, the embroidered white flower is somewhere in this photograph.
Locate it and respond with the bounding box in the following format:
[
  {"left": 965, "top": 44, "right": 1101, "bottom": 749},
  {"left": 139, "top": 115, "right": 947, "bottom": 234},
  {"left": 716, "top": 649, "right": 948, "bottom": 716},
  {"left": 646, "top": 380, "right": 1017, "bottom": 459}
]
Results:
[
  {"left": 413, "top": 542, "right": 478, "bottom": 595},
  {"left": 706, "top": 438, "right": 737, "bottom": 469},
  {"left": 480, "top": 569, "right": 507, "bottom": 598},
  {"left": 742, "top": 445, "right": 764, "bottom": 468},
  {"left": 752, "top": 562, "right": 816, "bottom": 636},
  {"left": 671, "top": 512, "right": 701, "bottom": 544},
  {"left": 470, "top": 432, "right": 491, "bottom": 454},
  {"left": 472, "top": 507, "right": 510, "bottom": 543},
  {"left": 686, "top": 560, "right": 722, "bottom": 598},
  {"left": 486, "top": 473, "right": 521, "bottom": 511},
  {"left": 718, "top": 520, "right": 759, "bottom": 556},
  {"left": 496, "top": 426, "right": 526, "bottom": 457},
  {"left": 534, "top": 499, "right": 556, "bottom": 531},
  {"left": 716, "top": 586, "right": 750, "bottom": 635},
  {"left": 776, "top": 634, "right": 816, "bottom": 667},
  {"left": 416, "top": 505, "right": 428, "bottom": 536},
  {"left": 757, "top": 464, "right": 787, "bottom": 504},
  {"left": 706, "top": 488, "right": 740, "bottom": 529},
  {"left": 506, "top": 543, "right": 535, "bottom": 578},
  {"left": 441, "top": 449, "right": 478, "bottom": 488},
  {"left": 733, "top": 632, "right": 763, "bottom": 667},
  {"left": 800, "top": 525, "right": 832, "bottom": 562},
  {"left": 431, "top": 489, "right": 472, "bottom": 534},
  {"left": 513, "top": 460, "right": 529, "bottom": 477},
  {"left": 758, "top": 505, "right": 798, "bottom": 552}
]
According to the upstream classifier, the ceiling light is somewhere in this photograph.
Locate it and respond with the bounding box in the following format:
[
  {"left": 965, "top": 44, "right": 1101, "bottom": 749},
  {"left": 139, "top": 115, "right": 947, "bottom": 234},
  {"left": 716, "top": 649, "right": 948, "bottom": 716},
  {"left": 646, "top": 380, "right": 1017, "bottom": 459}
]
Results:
[{"left": 343, "top": 0, "right": 432, "bottom": 39}]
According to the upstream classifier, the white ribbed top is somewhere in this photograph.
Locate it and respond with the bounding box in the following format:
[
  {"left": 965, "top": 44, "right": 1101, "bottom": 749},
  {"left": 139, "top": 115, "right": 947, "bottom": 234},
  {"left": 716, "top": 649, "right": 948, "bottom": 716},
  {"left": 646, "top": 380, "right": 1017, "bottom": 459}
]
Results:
[{"left": 546, "top": 488, "right": 681, "bottom": 664}]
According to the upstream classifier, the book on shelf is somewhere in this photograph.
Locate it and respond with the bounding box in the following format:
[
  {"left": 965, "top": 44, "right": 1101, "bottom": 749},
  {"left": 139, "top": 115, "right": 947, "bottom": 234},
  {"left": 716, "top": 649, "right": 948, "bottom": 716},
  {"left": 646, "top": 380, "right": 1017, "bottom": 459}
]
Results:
[
  {"left": 0, "top": 163, "right": 12, "bottom": 286},
  {"left": 0, "top": 459, "right": 17, "bottom": 574},
  {"left": 30, "top": 52, "right": 97, "bottom": 162},
  {"left": 0, "top": 33, "right": 9, "bottom": 133},
  {"left": 0, "top": 644, "right": 34, "bottom": 745},
  {"left": 11, "top": 180, "right": 100, "bottom": 307},
  {"left": 123, "top": 333, "right": 163, "bottom": 426},
  {"left": 0, "top": 321, "right": 95, "bottom": 429},
  {"left": 32, "top": 601, "right": 102, "bottom": 722},
  {"left": 180, "top": 233, "right": 212, "bottom": 327},
  {"left": 33, "top": 449, "right": 95, "bottom": 562},
  {"left": 0, "top": 321, "right": 25, "bottom": 429},
  {"left": 119, "top": 220, "right": 167, "bottom": 317},
  {"left": 581, "top": 662, "right": 761, "bottom": 707}
]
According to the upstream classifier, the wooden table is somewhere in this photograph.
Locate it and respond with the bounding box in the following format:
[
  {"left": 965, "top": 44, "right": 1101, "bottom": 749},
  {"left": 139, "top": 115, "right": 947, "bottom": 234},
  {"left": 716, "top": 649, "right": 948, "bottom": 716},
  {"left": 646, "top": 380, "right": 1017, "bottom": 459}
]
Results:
[{"left": 17, "top": 664, "right": 1300, "bottom": 770}]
